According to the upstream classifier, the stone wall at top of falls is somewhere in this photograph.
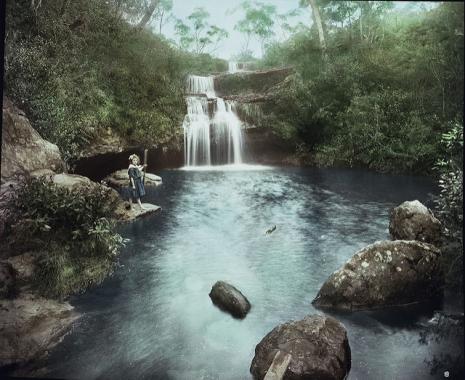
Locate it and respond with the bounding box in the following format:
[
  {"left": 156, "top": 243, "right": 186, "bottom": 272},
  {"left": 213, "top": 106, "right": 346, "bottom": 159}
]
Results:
[{"left": 213, "top": 66, "right": 294, "bottom": 98}]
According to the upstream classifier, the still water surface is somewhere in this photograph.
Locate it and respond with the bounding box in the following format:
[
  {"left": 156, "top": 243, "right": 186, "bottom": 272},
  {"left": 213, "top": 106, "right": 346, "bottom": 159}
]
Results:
[{"left": 45, "top": 166, "right": 461, "bottom": 380}]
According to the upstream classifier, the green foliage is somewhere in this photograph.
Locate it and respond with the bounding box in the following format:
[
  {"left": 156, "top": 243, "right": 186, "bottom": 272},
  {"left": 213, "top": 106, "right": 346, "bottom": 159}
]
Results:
[
  {"left": 433, "top": 122, "right": 463, "bottom": 291},
  {"left": 4, "top": 0, "right": 223, "bottom": 162},
  {"left": 10, "top": 178, "right": 125, "bottom": 298},
  {"left": 256, "top": 2, "right": 463, "bottom": 174},
  {"left": 174, "top": 7, "right": 229, "bottom": 54},
  {"left": 233, "top": 1, "right": 277, "bottom": 54}
]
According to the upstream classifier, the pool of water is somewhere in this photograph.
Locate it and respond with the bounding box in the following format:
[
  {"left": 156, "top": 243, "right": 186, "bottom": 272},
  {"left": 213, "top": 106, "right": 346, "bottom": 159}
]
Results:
[{"left": 44, "top": 166, "right": 463, "bottom": 380}]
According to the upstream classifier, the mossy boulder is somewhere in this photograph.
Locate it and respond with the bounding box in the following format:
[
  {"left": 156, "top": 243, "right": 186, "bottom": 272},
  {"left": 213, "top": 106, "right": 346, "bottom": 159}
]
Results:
[
  {"left": 312, "top": 240, "right": 443, "bottom": 311},
  {"left": 389, "top": 200, "right": 442, "bottom": 244}
]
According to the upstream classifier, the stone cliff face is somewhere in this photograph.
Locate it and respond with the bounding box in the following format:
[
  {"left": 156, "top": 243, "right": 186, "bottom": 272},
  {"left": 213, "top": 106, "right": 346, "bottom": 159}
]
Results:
[
  {"left": 1, "top": 97, "right": 65, "bottom": 182},
  {"left": 214, "top": 67, "right": 294, "bottom": 98},
  {"left": 212, "top": 68, "right": 296, "bottom": 165}
]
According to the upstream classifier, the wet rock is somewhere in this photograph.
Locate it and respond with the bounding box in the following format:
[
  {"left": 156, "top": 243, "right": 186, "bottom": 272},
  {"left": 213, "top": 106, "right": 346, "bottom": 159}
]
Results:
[
  {"left": 0, "top": 262, "right": 16, "bottom": 298},
  {"left": 312, "top": 240, "right": 443, "bottom": 311},
  {"left": 1, "top": 97, "right": 65, "bottom": 182},
  {"left": 389, "top": 200, "right": 441, "bottom": 244},
  {"left": 116, "top": 203, "right": 162, "bottom": 222},
  {"left": 250, "top": 314, "right": 351, "bottom": 380},
  {"left": 103, "top": 169, "right": 162, "bottom": 189},
  {"left": 0, "top": 292, "right": 79, "bottom": 367},
  {"left": 209, "top": 281, "right": 251, "bottom": 318}
]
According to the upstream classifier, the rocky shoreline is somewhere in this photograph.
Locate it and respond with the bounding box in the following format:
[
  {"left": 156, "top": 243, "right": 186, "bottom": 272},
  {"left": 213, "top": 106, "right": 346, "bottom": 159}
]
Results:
[{"left": 0, "top": 96, "right": 163, "bottom": 372}]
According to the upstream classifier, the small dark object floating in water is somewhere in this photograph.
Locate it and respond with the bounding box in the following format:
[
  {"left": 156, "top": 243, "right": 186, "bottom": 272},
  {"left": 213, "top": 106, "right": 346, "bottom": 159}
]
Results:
[{"left": 266, "top": 225, "right": 276, "bottom": 235}]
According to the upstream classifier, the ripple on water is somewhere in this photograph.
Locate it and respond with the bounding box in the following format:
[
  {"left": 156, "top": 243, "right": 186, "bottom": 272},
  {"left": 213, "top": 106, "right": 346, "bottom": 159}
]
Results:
[{"left": 42, "top": 167, "right": 461, "bottom": 380}]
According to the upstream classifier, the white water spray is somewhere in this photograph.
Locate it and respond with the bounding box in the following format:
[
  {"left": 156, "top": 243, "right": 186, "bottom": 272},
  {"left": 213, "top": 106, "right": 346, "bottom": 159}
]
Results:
[{"left": 182, "top": 75, "right": 244, "bottom": 167}]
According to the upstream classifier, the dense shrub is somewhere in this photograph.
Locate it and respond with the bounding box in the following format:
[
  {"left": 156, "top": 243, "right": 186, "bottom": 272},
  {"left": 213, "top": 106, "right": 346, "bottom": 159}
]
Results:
[
  {"left": 4, "top": 0, "right": 226, "bottom": 162},
  {"left": 255, "top": 2, "right": 463, "bottom": 174},
  {"left": 9, "top": 178, "right": 125, "bottom": 298},
  {"left": 434, "top": 122, "right": 463, "bottom": 291}
]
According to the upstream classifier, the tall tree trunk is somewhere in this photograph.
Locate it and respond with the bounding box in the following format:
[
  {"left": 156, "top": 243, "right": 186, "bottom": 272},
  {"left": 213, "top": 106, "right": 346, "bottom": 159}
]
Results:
[
  {"left": 359, "top": 11, "right": 363, "bottom": 40},
  {"left": 159, "top": 9, "right": 164, "bottom": 34},
  {"left": 137, "top": 0, "right": 160, "bottom": 30},
  {"left": 308, "top": 0, "right": 327, "bottom": 61}
]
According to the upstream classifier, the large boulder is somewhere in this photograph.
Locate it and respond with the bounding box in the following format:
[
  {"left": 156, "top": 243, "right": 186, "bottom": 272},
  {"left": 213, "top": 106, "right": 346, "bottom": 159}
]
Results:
[
  {"left": 103, "top": 169, "right": 162, "bottom": 189},
  {"left": 389, "top": 200, "right": 441, "bottom": 244},
  {"left": 1, "top": 97, "right": 65, "bottom": 182},
  {"left": 209, "top": 281, "right": 251, "bottom": 319},
  {"left": 0, "top": 292, "right": 79, "bottom": 367},
  {"left": 312, "top": 240, "right": 443, "bottom": 311},
  {"left": 250, "top": 314, "right": 351, "bottom": 380}
]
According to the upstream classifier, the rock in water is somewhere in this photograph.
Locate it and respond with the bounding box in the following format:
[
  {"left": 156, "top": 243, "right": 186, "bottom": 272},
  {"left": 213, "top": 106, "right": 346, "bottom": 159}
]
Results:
[
  {"left": 250, "top": 314, "right": 351, "bottom": 380},
  {"left": 209, "top": 281, "right": 251, "bottom": 319},
  {"left": 312, "top": 240, "right": 443, "bottom": 311},
  {"left": 389, "top": 200, "right": 441, "bottom": 244}
]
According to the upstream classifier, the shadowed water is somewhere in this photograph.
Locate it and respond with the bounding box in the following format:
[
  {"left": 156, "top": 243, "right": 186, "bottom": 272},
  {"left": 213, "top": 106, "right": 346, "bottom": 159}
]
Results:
[{"left": 44, "top": 167, "right": 462, "bottom": 380}]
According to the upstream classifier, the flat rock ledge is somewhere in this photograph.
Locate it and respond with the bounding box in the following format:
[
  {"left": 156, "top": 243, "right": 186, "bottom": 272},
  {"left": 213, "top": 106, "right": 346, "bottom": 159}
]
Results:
[
  {"left": 117, "top": 203, "right": 161, "bottom": 222},
  {"left": 0, "top": 292, "right": 79, "bottom": 368},
  {"left": 250, "top": 314, "right": 351, "bottom": 380},
  {"left": 104, "top": 169, "right": 162, "bottom": 189},
  {"left": 389, "top": 200, "right": 441, "bottom": 244},
  {"left": 312, "top": 240, "right": 443, "bottom": 311},
  {"left": 209, "top": 281, "right": 251, "bottom": 319}
]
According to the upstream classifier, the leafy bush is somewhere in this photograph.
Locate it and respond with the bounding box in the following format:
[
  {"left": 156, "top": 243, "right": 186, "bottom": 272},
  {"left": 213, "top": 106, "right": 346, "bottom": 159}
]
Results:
[
  {"left": 9, "top": 178, "right": 124, "bottom": 298},
  {"left": 434, "top": 122, "right": 463, "bottom": 291},
  {"left": 255, "top": 2, "right": 463, "bottom": 174},
  {"left": 4, "top": 0, "right": 225, "bottom": 162}
]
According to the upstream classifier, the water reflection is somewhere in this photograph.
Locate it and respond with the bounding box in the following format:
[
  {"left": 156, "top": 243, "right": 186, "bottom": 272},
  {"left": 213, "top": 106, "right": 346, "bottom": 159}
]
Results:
[{"left": 43, "top": 167, "right": 460, "bottom": 380}]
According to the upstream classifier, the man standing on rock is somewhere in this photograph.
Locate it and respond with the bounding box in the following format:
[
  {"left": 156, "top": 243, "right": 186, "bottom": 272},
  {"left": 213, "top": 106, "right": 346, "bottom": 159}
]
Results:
[{"left": 128, "top": 154, "right": 147, "bottom": 211}]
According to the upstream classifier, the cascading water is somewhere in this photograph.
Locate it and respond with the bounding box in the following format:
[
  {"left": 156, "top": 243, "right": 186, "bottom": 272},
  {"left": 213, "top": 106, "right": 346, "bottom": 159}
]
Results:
[
  {"left": 228, "top": 61, "right": 238, "bottom": 73},
  {"left": 182, "top": 75, "right": 244, "bottom": 167}
]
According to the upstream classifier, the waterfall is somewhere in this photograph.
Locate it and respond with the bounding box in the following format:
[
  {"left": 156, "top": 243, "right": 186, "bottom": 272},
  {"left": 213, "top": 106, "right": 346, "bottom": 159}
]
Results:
[
  {"left": 228, "top": 61, "right": 238, "bottom": 73},
  {"left": 182, "top": 97, "right": 211, "bottom": 166},
  {"left": 182, "top": 75, "right": 244, "bottom": 167},
  {"left": 186, "top": 75, "right": 216, "bottom": 98}
]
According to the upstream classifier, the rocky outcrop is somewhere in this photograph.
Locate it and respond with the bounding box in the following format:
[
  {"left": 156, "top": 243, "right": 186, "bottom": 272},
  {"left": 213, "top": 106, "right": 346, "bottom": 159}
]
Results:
[
  {"left": 3, "top": 252, "right": 37, "bottom": 284},
  {"left": 389, "top": 200, "right": 441, "bottom": 244},
  {"left": 250, "top": 314, "right": 351, "bottom": 380},
  {"left": 209, "top": 281, "right": 251, "bottom": 319},
  {"left": 78, "top": 127, "right": 127, "bottom": 158},
  {"left": 103, "top": 169, "right": 162, "bottom": 189},
  {"left": 214, "top": 67, "right": 294, "bottom": 97},
  {"left": 0, "top": 292, "right": 79, "bottom": 368},
  {"left": 0, "top": 262, "right": 16, "bottom": 298},
  {"left": 312, "top": 240, "right": 443, "bottom": 311},
  {"left": 1, "top": 97, "right": 65, "bottom": 182}
]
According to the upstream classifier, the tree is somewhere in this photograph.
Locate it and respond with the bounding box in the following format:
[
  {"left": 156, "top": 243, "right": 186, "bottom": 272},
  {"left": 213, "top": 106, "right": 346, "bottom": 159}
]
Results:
[
  {"left": 153, "top": 0, "right": 173, "bottom": 34},
  {"left": 307, "top": 0, "right": 327, "bottom": 60},
  {"left": 174, "top": 8, "right": 229, "bottom": 54},
  {"left": 137, "top": 0, "right": 160, "bottom": 30},
  {"left": 234, "top": 1, "right": 277, "bottom": 56}
]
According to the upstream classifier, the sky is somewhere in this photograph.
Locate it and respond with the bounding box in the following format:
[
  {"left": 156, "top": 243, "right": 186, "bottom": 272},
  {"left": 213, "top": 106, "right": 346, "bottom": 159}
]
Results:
[{"left": 157, "top": 1, "right": 440, "bottom": 60}]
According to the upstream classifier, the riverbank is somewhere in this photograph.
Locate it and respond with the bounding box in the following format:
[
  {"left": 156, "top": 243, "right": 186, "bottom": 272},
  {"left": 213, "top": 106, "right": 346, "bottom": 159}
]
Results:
[{"left": 0, "top": 96, "right": 164, "bottom": 373}]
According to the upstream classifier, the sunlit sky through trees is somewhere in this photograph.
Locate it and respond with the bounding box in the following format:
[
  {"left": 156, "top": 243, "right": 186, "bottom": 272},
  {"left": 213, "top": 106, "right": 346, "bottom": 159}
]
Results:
[{"left": 157, "top": 1, "right": 440, "bottom": 60}]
